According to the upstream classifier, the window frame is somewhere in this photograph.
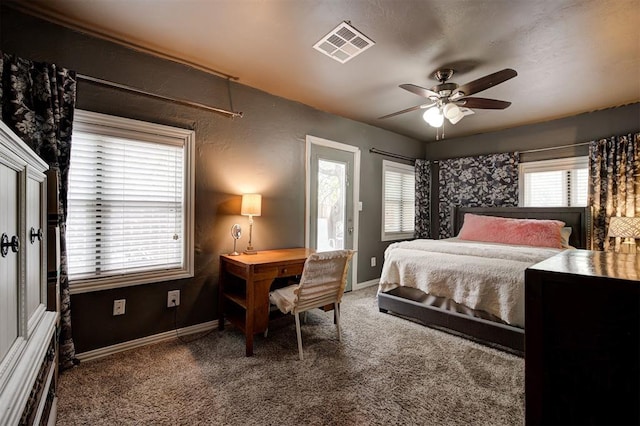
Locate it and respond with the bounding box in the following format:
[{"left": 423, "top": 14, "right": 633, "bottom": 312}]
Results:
[
  {"left": 518, "top": 156, "right": 589, "bottom": 207},
  {"left": 381, "top": 159, "right": 416, "bottom": 242},
  {"left": 68, "top": 110, "right": 195, "bottom": 294}
]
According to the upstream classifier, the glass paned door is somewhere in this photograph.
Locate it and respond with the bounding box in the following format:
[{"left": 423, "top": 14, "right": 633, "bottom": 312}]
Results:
[
  {"left": 316, "top": 158, "right": 346, "bottom": 251},
  {"left": 308, "top": 142, "right": 356, "bottom": 291}
]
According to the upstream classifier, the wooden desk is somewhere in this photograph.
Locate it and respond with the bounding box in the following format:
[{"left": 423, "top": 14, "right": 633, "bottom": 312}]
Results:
[{"left": 218, "top": 248, "right": 314, "bottom": 356}]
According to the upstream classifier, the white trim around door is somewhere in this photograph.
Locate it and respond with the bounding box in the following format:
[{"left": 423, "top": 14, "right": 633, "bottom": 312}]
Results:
[{"left": 305, "top": 135, "right": 360, "bottom": 289}]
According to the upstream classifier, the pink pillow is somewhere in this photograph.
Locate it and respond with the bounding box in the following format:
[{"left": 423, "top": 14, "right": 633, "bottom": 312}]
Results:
[{"left": 458, "top": 214, "right": 565, "bottom": 248}]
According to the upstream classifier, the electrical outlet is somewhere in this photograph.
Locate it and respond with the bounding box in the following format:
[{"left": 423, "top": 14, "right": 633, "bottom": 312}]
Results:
[
  {"left": 167, "top": 290, "right": 180, "bottom": 308},
  {"left": 370, "top": 257, "right": 376, "bottom": 267},
  {"left": 113, "top": 299, "right": 126, "bottom": 316}
]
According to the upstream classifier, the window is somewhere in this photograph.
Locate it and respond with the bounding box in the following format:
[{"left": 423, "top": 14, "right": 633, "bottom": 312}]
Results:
[
  {"left": 67, "top": 110, "right": 194, "bottom": 293},
  {"left": 519, "top": 157, "right": 588, "bottom": 207},
  {"left": 382, "top": 160, "right": 415, "bottom": 241}
]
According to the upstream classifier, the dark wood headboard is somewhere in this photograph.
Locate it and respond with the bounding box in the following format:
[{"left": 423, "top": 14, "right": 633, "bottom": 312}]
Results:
[{"left": 452, "top": 207, "right": 592, "bottom": 249}]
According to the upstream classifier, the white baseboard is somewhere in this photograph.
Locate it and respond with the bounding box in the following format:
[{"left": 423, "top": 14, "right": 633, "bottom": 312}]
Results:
[
  {"left": 353, "top": 278, "right": 379, "bottom": 291},
  {"left": 46, "top": 397, "right": 57, "bottom": 426},
  {"left": 76, "top": 320, "right": 218, "bottom": 363}
]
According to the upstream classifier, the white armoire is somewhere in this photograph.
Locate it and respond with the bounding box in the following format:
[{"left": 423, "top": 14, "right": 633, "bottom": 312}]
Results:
[{"left": 0, "top": 120, "right": 58, "bottom": 425}]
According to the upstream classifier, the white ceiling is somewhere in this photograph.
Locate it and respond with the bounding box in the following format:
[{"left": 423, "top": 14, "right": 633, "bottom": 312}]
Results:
[{"left": 18, "top": 0, "right": 640, "bottom": 141}]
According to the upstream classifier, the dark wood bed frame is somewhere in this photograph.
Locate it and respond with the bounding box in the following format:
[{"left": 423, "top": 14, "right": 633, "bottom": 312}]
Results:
[{"left": 377, "top": 206, "right": 592, "bottom": 355}]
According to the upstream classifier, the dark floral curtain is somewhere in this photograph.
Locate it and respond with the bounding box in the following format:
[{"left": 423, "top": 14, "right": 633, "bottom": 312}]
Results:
[
  {"left": 588, "top": 132, "right": 640, "bottom": 251},
  {"left": 0, "top": 52, "right": 77, "bottom": 369},
  {"left": 438, "top": 152, "right": 519, "bottom": 238},
  {"left": 415, "top": 159, "right": 430, "bottom": 238}
]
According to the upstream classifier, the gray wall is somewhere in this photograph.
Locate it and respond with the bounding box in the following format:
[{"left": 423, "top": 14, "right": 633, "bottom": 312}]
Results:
[
  {"left": 425, "top": 103, "right": 639, "bottom": 161},
  {"left": 1, "top": 6, "right": 424, "bottom": 353}
]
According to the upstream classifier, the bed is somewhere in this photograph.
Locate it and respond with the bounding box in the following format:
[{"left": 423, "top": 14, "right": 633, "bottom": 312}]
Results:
[{"left": 377, "top": 206, "right": 591, "bottom": 355}]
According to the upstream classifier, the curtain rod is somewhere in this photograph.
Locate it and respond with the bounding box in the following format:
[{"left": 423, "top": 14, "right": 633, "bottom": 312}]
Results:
[
  {"left": 369, "top": 148, "right": 417, "bottom": 162},
  {"left": 77, "top": 74, "right": 243, "bottom": 118},
  {"left": 519, "top": 141, "right": 590, "bottom": 154},
  {"left": 7, "top": 1, "right": 239, "bottom": 82}
]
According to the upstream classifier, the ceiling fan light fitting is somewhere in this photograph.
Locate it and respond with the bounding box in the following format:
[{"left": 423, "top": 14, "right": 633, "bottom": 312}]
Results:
[
  {"left": 448, "top": 113, "right": 465, "bottom": 125},
  {"left": 443, "top": 103, "right": 461, "bottom": 120},
  {"left": 423, "top": 106, "right": 444, "bottom": 127},
  {"left": 429, "top": 114, "right": 444, "bottom": 127},
  {"left": 449, "top": 107, "right": 475, "bottom": 124}
]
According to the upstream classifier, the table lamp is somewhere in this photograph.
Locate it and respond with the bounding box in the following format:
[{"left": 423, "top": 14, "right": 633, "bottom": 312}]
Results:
[
  {"left": 241, "top": 194, "right": 261, "bottom": 254},
  {"left": 608, "top": 216, "right": 640, "bottom": 254}
]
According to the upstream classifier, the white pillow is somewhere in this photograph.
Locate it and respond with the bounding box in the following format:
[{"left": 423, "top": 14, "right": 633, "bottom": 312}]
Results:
[{"left": 560, "top": 227, "right": 572, "bottom": 248}]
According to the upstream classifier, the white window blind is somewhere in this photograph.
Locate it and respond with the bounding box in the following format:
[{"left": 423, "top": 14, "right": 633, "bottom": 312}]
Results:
[
  {"left": 67, "top": 110, "right": 194, "bottom": 293},
  {"left": 382, "top": 160, "right": 415, "bottom": 241},
  {"left": 519, "top": 157, "right": 588, "bottom": 207},
  {"left": 571, "top": 168, "right": 588, "bottom": 207}
]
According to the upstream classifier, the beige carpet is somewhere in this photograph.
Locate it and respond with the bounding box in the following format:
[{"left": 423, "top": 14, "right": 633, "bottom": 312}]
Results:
[{"left": 56, "top": 286, "right": 524, "bottom": 425}]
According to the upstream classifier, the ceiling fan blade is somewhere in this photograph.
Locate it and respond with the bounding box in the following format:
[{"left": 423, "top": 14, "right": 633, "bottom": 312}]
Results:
[
  {"left": 378, "top": 102, "right": 435, "bottom": 119},
  {"left": 458, "top": 97, "right": 512, "bottom": 109},
  {"left": 454, "top": 68, "right": 517, "bottom": 97},
  {"left": 400, "top": 84, "right": 440, "bottom": 99}
]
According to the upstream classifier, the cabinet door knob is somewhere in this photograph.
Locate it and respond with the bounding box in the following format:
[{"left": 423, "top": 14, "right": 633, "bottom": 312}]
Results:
[
  {"left": 1, "top": 233, "right": 20, "bottom": 257},
  {"left": 30, "top": 227, "right": 43, "bottom": 244}
]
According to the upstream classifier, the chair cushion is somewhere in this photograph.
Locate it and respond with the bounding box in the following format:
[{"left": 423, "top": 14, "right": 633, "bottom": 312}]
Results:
[{"left": 269, "top": 284, "right": 299, "bottom": 314}]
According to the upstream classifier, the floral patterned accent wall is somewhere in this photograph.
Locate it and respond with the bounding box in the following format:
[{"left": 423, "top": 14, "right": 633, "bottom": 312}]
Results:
[
  {"left": 438, "top": 152, "right": 519, "bottom": 239},
  {"left": 415, "top": 159, "right": 430, "bottom": 238}
]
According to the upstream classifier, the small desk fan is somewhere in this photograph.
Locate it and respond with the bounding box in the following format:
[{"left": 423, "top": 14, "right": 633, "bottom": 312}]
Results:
[{"left": 230, "top": 224, "right": 242, "bottom": 256}]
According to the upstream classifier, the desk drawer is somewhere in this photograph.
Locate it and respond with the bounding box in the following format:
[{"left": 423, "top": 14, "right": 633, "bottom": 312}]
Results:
[
  {"left": 277, "top": 263, "right": 304, "bottom": 277},
  {"left": 253, "top": 263, "right": 304, "bottom": 278}
]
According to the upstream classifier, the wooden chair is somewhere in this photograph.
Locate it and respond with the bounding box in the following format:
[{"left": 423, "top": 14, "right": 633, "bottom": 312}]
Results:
[{"left": 268, "top": 249, "right": 355, "bottom": 360}]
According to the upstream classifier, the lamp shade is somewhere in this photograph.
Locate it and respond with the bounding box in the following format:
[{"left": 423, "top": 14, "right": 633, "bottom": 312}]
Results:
[
  {"left": 443, "top": 103, "right": 461, "bottom": 120},
  {"left": 423, "top": 106, "right": 444, "bottom": 128},
  {"left": 608, "top": 216, "right": 640, "bottom": 238},
  {"left": 241, "top": 194, "right": 262, "bottom": 216}
]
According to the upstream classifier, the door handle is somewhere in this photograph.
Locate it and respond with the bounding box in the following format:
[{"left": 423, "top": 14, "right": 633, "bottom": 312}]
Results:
[
  {"left": 1, "top": 233, "right": 20, "bottom": 257},
  {"left": 30, "top": 227, "right": 43, "bottom": 244}
]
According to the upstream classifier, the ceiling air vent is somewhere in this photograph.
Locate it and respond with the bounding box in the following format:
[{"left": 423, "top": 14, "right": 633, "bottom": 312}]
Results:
[{"left": 313, "top": 21, "right": 375, "bottom": 64}]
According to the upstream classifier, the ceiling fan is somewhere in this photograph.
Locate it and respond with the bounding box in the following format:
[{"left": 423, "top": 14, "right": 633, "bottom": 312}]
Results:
[{"left": 379, "top": 68, "right": 517, "bottom": 127}]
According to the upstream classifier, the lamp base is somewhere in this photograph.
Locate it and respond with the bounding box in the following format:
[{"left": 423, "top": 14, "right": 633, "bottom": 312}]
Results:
[
  {"left": 620, "top": 240, "right": 637, "bottom": 254},
  {"left": 229, "top": 251, "right": 241, "bottom": 256},
  {"left": 243, "top": 245, "right": 258, "bottom": 255}
]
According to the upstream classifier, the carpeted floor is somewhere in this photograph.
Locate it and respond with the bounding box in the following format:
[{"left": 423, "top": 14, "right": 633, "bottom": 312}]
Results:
[{"left": 56, "top": 286, "right": 524, "bottom": 425}]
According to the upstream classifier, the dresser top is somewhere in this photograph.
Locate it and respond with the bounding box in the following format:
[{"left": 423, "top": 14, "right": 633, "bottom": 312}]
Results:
[{"left": 528, "top": 249, "right": 639, "bottom": 281}]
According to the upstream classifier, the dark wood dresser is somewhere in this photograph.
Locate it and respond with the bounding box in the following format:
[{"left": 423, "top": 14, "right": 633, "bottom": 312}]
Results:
[{"left": 525, "top": 249, "right": 639, "bottom": 425}]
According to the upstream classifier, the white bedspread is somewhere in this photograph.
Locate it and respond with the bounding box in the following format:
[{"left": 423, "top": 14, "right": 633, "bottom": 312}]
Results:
[{"left": 378, "top": 238, "right": 562, "bottom": 327}]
